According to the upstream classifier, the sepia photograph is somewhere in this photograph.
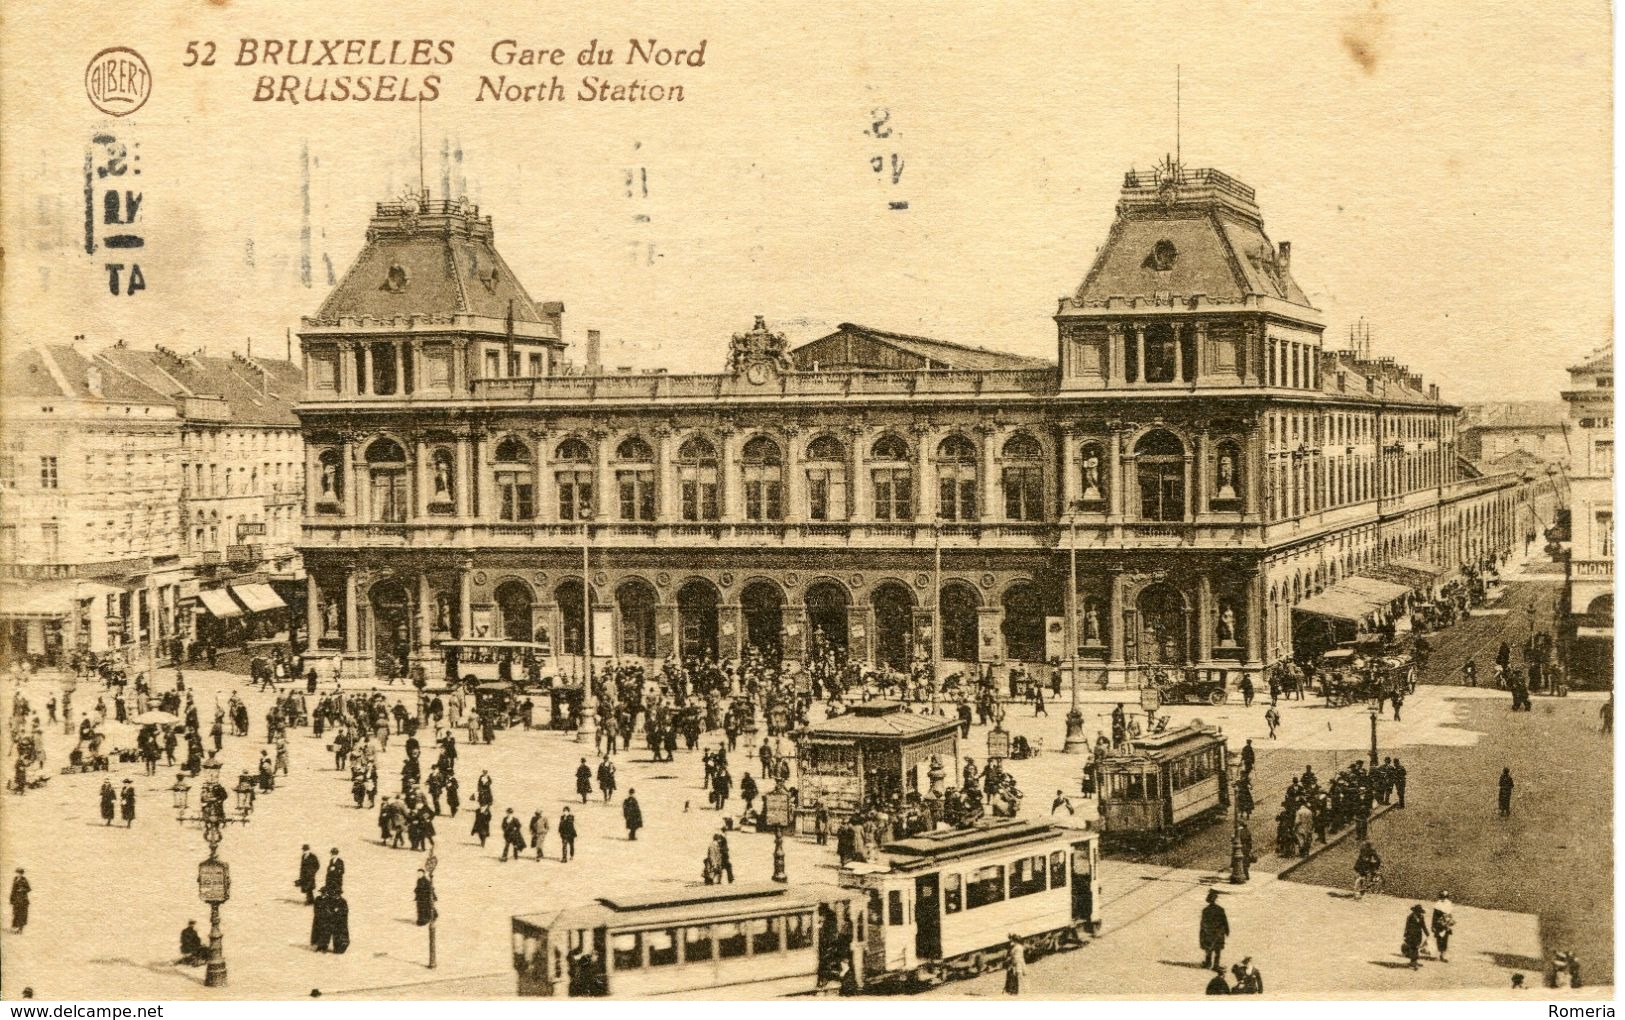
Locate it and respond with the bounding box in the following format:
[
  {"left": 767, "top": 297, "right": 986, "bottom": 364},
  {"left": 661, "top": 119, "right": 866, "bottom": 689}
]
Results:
[{"left": 0, "top": 0, "right": 1614, "bottom": 1006}]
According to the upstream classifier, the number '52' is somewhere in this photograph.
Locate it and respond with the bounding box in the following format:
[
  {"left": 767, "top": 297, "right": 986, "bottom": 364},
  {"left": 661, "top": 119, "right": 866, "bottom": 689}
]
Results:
[{"left": 183, "top": 41, "right": 217, "bottom": 67}]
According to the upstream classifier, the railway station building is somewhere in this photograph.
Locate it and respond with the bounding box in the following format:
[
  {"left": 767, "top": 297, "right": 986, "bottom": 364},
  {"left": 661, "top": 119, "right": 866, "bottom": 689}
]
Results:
[{"left": 295, "top": 163, "right": 1557, "bottom": 687}]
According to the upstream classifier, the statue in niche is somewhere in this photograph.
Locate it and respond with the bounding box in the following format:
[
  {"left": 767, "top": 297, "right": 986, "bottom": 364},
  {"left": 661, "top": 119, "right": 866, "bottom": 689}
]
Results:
[
  {"left": 320, "top": 460, "right": 336, "bottom": 497},
  {"left": 322, "top": 598, "right": 339, "bottom": 638},
  {"left": 1216, "top": 453, "right": 1238, "bottom": 500},
  {"left": 1083, "top": 600, "right": 1102, "bottom": 644},
  {"left": 434, "top": 594, "right": 451, "bottom": 632},
  {"left": 1217, "top": 603, "right": 1237, "bottom": 647},
  {"left": 431, "top": 452, "right": 454, "bottom": 502},
  {"left": 1081, "top": 449, "right": 1103, "bottom": 500}
]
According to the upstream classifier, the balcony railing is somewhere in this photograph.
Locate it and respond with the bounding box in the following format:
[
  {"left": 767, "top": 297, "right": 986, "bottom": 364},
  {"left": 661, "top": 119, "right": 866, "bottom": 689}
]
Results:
[{"left": 448, "top": 368, "right": 1059, "bottom": 404}]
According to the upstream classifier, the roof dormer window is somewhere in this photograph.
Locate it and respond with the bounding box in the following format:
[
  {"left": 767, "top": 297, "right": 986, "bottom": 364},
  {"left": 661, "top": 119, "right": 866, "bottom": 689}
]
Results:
[
  {"left": 381, "top": 263, "right": 410, "bottom": 293},
  {"left": 1142, "top": 239, "right": 1178, "bottom": 272}
]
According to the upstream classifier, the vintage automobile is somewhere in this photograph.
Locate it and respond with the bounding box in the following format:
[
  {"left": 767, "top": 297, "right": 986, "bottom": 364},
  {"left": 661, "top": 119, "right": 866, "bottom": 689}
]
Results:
[{"left": 1146, "top": 667, "right": 1229, "bottom": 706}]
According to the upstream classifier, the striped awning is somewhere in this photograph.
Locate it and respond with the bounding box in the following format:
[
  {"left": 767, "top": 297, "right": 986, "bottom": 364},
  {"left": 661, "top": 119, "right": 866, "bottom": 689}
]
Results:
[
  {"left": 196, "top": 589, "right": 242, "bottom": 618},
  {"left": 230, "top": 583, "right": 286, "bottom": 613}
]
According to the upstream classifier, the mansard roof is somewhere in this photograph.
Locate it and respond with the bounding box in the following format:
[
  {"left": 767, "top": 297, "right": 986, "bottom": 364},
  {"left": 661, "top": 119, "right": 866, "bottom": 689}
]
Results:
[
  {"left": 1073, "top": 166, "right": 1314, "bottom": 311},
  {"left": 791, "top": 322, "right": 1052, "bottom": 373},
  {"left": 312, "top": 196, "right": 554, "bottom": 333}
]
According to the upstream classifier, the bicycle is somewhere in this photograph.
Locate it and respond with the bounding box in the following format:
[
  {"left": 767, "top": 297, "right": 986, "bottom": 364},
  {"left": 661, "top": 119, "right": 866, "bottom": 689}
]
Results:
[{"left": 1354, "top": 870, "right": 1384, "bottom": 900}]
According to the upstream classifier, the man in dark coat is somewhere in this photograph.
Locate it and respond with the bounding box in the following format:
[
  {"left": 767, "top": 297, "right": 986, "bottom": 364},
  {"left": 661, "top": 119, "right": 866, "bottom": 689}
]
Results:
[
  {"left": 297, "top": 845, "right": 320, "bottom": 904},
  {"left": 623, "top": 789, "right": 643, "bottom": 840},
  {"left": 100, "top": 779, "right": 117, "bottom": 825},
  {"left": 575, "top": 758, "right": 593, "bottom": 803},
  {"left": 324, "top": 848, "right": 346, "bottom": 895},
  {"left": 1498, "top": 768, "right": 1514, "bottom": 817},
  {"left": 311, "top": 889, "right": 334, "bottom": 952},
  {"left": 1199, "top": 889, "right": 1229, "bottom": 971},
  {"left": 414, "top": 869, "right": 436, "bottom": 925},
  {"left": 178, "top": 920, "right": 207, "bottom": 965},
  {"left": 120, "top": 780, "right": 136, "bottom": 826},
  {"left": 9, "top": 869, "right": 29, "bottom": 931},
  {"left": 499, "top": 809, "right": 526, "bottom": 861},
  {"left": 558, "top": 807, "right": 577, "bottom": 862},
  {"left": 328, "top": 894, "right": 351, "bottom": 954}
]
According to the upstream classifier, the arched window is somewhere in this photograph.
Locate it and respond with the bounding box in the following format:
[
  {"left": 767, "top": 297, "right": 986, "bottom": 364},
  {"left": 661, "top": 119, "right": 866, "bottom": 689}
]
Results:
[
  {"left": 937, "top": 434, "right": 978, "bottom": 521},
  {"left": 366, "top": 438, "right": 408, "bottom": 523},
  {"left": 870, "top": 433, "right": 912, "bottom": 521},
  {"left": 614, "top": 436, "right": 656, "bottom": 521},
  {"left": 1213, "top": 440, "right": 1243, "bottom": 505},
  {"left": 804, "top": 434, "right": 847, "bottom": 521},
  {"left": 555, "top": 437, "right": 593, "bottom": 520},
  {"left": 1001, "top": 431, "right": 1044, "bottom": 521},
  {"left": 1078, "top": 441, "right": 1106, "bottom": 504},
  {"left": 494, "top": 436, "right": 534, "bottom": 521},
  {"left": 742, "top": 436, "right": 783, "bottom": 521},
  {"left": 677, "top": 435, "right": 719, "bottom": 521},
  {"left": 1134, "top": 430, "right": 1186, "bottom": 522}
]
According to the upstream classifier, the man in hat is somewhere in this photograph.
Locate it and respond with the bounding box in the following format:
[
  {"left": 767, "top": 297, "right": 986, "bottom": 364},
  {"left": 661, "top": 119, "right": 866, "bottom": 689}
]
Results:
[
  {"left": 296, "top": 845, "right": 320, "bottom": 904},
  {"left": 1498, "top": 768, "right": 1515, "bottom": 817},
  {"left": 178, "top": 920, "right": 207, "bottom": 966},
  {"left": 1402, "top": 904, "right": 1429, "bottom": 968},
  {"left": 9, "top": 869, "right": 29, "bottom": 932},
  {"left": 623, "top": 788, "right": 643, "bottom": 840},
  {"left": 414, "top": 869, "right": 436, "bottom": 926},
  {"left": 1199, "top": 889, "right": 1229, "bottom": 971},
  {"left": 324, "top": 848, "right": 346, "bottom": 895}
]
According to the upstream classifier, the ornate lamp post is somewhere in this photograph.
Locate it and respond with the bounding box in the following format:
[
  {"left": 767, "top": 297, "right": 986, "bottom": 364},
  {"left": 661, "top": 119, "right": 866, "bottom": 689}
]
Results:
[
  {"left": 764, "top": 781, "right": 791, "bottom": 884},
  {"left": 171, "top": 756, "right": 255, "bottom": 987},
  {"left": 577, "top": 506, "right": 598, "bottom": 746},
  {"left": 425, "top": 851, "right": 438, "bottom": 969},
  {"left": 1368, "top": 708, "right": 1379, "bottom": 768},
  {"left": 1064, "top": 517, "right": 1088, "bottom": 753},
  {"left": 1227, "top": 749, "right": 1247, "bottom": 884}
]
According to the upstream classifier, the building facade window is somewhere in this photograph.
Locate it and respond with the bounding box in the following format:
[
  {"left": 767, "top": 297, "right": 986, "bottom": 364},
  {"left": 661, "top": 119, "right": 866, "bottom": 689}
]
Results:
[
  {"left": 494, "top": 436, "right": 534, "bottom": 521},
  {"left": 1134, "top": 430, "right": 1186, "bottom": 522},
  {"left": 804, "top": 434, "right": 847, "bottom": 522},
  {"left": 742, "top": 435, "right": 784, "bottom": 521},
  {"left": 39, "top": 455, "right": 57, "bottom": 489},
  {"left": 870, "top": 433, "right": 912, "bottom": 521},
  {"left": 936, "top": 434, "right": 978, "bottom": 521},
  {"left": 1001, "top": 432, "right": 1044, "bottom": 521},
  {"left": 366, "top": 438, "right": 408, "bottom": 523},
  {"left": 678, "top": 435, "right": 720, "bottom": 521},
  {"left": 615, "top": 437, "right": 656, "bottom": 521}
]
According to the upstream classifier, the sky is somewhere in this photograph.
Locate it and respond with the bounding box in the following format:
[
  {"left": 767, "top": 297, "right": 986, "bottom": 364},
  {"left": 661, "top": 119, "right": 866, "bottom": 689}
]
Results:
[{"left": 0, "top": 0, "right": 1612, "bottom": 403}]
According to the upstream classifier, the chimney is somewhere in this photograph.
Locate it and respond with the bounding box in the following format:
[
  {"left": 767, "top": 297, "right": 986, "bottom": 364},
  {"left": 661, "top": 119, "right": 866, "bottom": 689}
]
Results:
[
  {"left": 586, "top": 330, "right": 602, "bottom": 374},
  {"left": 1278, "top": 241, "right": 1291, "bottom": 270}
]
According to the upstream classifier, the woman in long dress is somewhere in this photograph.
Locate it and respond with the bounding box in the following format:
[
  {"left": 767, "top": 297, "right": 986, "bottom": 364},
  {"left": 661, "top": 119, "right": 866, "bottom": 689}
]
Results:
[{"left": 1004, "top": 934, "right": 1026, "bottom": 995}]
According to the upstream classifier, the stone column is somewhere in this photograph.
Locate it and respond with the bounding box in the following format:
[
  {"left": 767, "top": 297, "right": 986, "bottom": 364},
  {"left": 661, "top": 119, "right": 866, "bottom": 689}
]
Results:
[
  {"left": 360, "top": 345, "right": 374, "bottom": 396},
  {"left": 847, "top": 426, "right": 869, "bottom": 522},
  {"left": 1059, "top": 424, "right": 1077, "bottom": 514},
  {"left": 392, "top": 343, "right": 405, "bottom": 396},
  {"left": 1109, "top": 429, "right": 1126, "bottom": 519},
  {"left": 654, "top": 602, "right": 677, "bottom": 659},
  {"left": 1244, "top": 569, "right": 1264, "bottom": 668},
  {"left": 783, "top": 428, "right": 803, "bottom": 521},
  {"left": 455, "top": 436, "right": 473, "bottom": 518},
  {"left": 343, "top": 568, "right": 359, "bottom": 654},
  {"left": 1182, "top": 452, "right": 1195, "bottom": 520},
  {"left": 1195, "top": 431, "right": 1211, "bottom": 516},
  {"left": 409, "top": 338, "right": 423, "bottom": 394},
  {"left": 414, "top": 440, "right": 429, "bottom": 519},
  {"left": 457, "top": 562, "right": 473, "bottom": 639},
  {"left": 349, "top": 441, "right": 368, "bottom": 521},
  {"left": 912, "top": 424, "right": 936, "bottom": 521},
  {"left": 978, "top": 423, "right": 1000, "bottom": 522},
  {"left": 1196, "top": 574, "right": 1214, "bottom": 664},
  {"left": 1108, "top": 571, "right": 1127, "bottom": 667},
  {"left": 1133, "top": 326, "right": 1147, "bottom": 384},
  {"left": 1195, "top": 321, "right": 1209, "bottom": 379},
  {"left": 530, "top": 431, "right": 549, "bottom": 521},
  {"left": 592, "top": 428, "right": 613, "bottom": 519},
  {"left": 719, "top": 429, "right": 740, "bottom": 522},
  {"left": 416, "top": 572, "right": 433, "bottom": 655},
  {"left": 1172, "top": 323, "right": 1185, "bottom": 383},
  {"left": 654, "top": 428, "right": 677, "bottom": 521},
  {"left": 1106, "top": 324, "right": 1124, "bottom": 384},
  {"left": 305, "top": 443, "right": 321, "bottom": 517},
  {"left": 846, "top": 604, "right": 873, "bottom": 664},
  {"left": 338, "top": 342, "right": 356, "bottom": 395},
  {"left": 450, "top": 339, "right": 467, "bottom": 392},
  {"left": 305, "top": 573, "right": 321, "bottom": 655},
  {"left": 475, "top": 436, "right": 495, "bottom": 520}
]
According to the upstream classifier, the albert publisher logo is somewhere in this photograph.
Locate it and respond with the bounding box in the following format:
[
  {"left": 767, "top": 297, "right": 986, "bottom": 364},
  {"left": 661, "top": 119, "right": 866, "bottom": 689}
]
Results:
[{"left": 85, "top": 47, "right": 151, "bottom": 116}]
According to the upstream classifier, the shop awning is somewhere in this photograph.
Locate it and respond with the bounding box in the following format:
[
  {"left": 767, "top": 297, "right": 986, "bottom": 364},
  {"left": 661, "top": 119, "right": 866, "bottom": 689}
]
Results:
[
  {"left": 1365, "top": 558, "right": 1447, "bottom": 589},
  {"left": 196, "top": 589, "right": 242, "bottom": 618},
  {"left": 0, "top": 581, "right": 123, "bottom": 618},
  {"left": 231, "top": 583, "right": 286, "bottom": 613},
  {"left": 1294, "top": 576, "right": 1411, "bottom": 623}
]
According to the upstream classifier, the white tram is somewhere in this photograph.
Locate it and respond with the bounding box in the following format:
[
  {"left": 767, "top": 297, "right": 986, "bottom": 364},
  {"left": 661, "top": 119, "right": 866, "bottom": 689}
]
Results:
[
  {"left": 839, "top": 819, "right": 1102, "bottom": 989},
  {"left": 512, "top": 881, "right": 862, "bottom": 998}
]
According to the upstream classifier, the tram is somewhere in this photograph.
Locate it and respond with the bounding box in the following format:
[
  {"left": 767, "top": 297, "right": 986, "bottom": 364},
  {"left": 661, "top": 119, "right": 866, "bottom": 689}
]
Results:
[
  {"left": 839, "top": 819, "right": 1101, "bottom": 989},
  {"left": 1096, "top": 722, "right": 1229, "bottom": 846},
  {"left": 439, "top": 639, "right": 549, "bottom": 685},
  {"left": 512, "top": 882, "right": 862, "bottom": 998}
]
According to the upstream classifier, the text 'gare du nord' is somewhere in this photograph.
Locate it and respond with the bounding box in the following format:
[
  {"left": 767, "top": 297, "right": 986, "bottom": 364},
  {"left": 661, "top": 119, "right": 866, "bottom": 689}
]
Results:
[{"left": 292, "top": 162, "right": 1556, "bottom": 686}]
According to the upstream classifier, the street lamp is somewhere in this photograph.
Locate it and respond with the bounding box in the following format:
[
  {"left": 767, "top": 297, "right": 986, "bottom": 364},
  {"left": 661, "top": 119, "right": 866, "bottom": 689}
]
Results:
[
  {"left": 765, "top": 780, "right": 790, "bottom": 884},
  {"left": 1227, "top": 749, "right": 1247, "bottom": 884},
  {"left": 1368, "top": 708, "right": 1379, "bottom": 768},
  {"left": 1064, "top": 516, "right": 1087, "bottom": 753},
  {"left": 577, "top": 506, "right": 598, "bottom": 747},
  {"left": 171, "top": 755, "right": 254, "bottom": 988},
  {"left": 425, "top": 852, "right": 438, "bottom": 969}
]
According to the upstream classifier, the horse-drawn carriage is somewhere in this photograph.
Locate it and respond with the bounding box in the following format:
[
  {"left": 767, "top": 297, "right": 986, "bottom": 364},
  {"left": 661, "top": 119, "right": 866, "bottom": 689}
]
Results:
[{"left": 1318, "top": 647, "right": 1416, "bottom": 707}]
